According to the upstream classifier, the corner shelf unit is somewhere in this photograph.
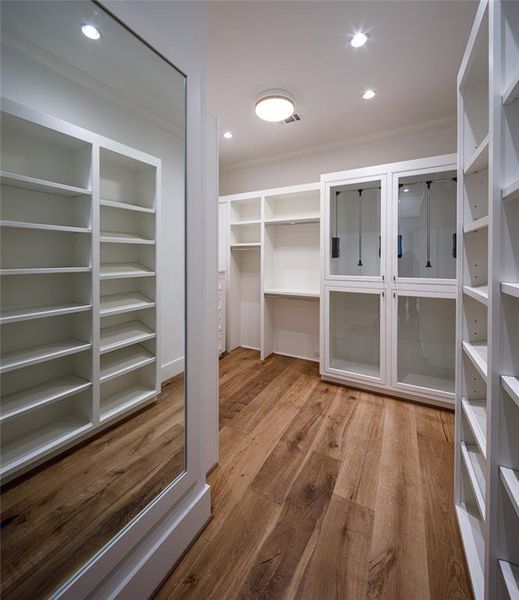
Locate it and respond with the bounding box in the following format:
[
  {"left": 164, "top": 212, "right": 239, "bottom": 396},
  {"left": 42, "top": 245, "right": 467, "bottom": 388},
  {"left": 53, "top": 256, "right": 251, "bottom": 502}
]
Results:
[
  {"left": 221, "top": 184, "right": 321, "bottom": 361},
  {"left": 456, "top": 2, "right": 519, "bottom": 599},
  {"left": 0, "top": 98, "right": 160, "bottom": 482}
]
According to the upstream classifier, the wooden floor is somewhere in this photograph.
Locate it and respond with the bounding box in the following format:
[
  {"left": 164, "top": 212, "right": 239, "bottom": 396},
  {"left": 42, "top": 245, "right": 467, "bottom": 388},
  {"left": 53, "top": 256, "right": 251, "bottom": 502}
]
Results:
[
  {"left": 0, "top": 375, "right": 185, "bottom": 600},
  {"left": 156, "top": 348, "right": 472, "bottom": 600}
]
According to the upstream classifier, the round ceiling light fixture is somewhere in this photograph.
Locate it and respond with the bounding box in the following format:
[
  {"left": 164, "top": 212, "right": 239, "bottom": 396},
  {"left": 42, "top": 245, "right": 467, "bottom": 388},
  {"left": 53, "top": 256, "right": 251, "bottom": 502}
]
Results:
[
  {"left": 362, "top": 89, "right": 376, "bottom": 100},
  {"left": 255, "top": 89, "right": 295, "bottom": 122},
  {"left": 350, "top": 32, "right": 368, "bottom": 48},
  {"left": 223, "top": 131, "right": 233, "bottom": 139},
  {"left": 81, "top": 23, "right": 101, "bottom": 40}
]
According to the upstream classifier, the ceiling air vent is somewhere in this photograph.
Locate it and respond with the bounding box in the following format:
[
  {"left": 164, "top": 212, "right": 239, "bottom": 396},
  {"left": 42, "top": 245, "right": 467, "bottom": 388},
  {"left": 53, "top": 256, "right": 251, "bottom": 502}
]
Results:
[{"left": 281, "top": 113, "right": 302, "bottom": 125}]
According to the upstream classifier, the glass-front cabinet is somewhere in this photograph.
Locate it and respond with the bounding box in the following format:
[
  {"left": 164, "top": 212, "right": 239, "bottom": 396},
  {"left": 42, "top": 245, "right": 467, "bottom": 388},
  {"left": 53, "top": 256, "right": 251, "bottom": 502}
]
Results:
[{"left": 326, "top": 174, "right": 386, "bottom": 282}]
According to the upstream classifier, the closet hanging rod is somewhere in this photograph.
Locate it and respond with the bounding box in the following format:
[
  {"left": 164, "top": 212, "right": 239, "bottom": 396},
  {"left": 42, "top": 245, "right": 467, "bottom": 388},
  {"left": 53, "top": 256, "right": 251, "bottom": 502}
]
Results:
[{"left": 399, "top": 177, "right": 457, "bottom": 188}]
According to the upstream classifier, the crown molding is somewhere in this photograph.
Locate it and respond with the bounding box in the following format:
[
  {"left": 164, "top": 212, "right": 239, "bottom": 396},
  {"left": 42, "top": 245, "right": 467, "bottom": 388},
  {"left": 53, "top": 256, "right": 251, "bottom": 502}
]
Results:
[{"left": 220, "top": 115, "right": 457, "bottom": 173}]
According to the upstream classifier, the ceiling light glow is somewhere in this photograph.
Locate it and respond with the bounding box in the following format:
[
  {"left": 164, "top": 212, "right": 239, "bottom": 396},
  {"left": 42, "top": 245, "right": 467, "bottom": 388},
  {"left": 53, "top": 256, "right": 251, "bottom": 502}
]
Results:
[
  {"left": 351, "top": 32, "right": 368, "bottom": 48},
  {"left": 81, "top": 23, "right": 101, "bottom": 40},
  {"left": 403, "top": 187, "right": 410, "bottom": 192},
  {"left": 255, "top": 89, "right": 294, "bottom": 122},
  {"left": 362, "top": 89, "right": 376, "bottom": 100},
  {"left": 223, "top": 131, "right": 233, "bottom": 139}
]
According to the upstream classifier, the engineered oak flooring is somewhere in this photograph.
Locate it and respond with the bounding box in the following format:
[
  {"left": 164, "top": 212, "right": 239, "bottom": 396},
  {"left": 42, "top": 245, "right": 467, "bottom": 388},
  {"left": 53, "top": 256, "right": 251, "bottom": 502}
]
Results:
[
  {"left": 156, "top": 348, "right": 472, "bottom": 600},
  {"left": 0, "top": 374, "right": 185, "bottom": 600}
]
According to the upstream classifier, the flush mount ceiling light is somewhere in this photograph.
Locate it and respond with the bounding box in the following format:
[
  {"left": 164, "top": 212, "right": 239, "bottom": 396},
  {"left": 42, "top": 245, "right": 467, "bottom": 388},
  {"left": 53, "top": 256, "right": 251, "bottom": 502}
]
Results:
[
  {"left": 350, "top": 32, "right": 368, "bottom": 48},
  {"left": 223, "top": 131, "right": 233, "bottom": 139},
  {"left": 255, "top": 89, "right": 295, "bottom": 122},
  {"left": 81, "top": 23, "right": 101, "bottom": 40},
  {"left": 362, "top": 89, "right": 376, "bottom": 100},
  {"left": 403, "top": 187, "right": 410, "bottom": 192}
]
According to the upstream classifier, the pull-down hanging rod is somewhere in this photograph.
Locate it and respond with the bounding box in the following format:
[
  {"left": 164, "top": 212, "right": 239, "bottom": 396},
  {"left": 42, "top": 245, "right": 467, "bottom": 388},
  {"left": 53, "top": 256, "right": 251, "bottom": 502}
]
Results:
[
  {"left": 425, "top": 181, "right": 432, "bottom": 268},
  {"left": 357, "top": 189, "right": 363, "bottom": 267}
]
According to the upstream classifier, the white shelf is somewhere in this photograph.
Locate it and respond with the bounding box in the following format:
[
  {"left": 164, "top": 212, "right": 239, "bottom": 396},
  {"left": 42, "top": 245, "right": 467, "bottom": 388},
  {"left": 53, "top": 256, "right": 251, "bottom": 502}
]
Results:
[
  {"left": 500, "top": 466, "right": 519, "bottom": 519},
  {"left": 264, "top": 215, "right": 320, "bottom": 225},
  {"left": 1, "top": 376, "right": 91, "bottom": 422},
  {"left": 503, "top": 73, "right": 519, "bottom": 105},
  {"left": 464, "top": 134, "right": 489, "bottom": 175},
  {"left": 499, "top": 560, "right": 519, "bottom": 600},
  {"left": 0, "top": 220, "right": 91, "bottom": 234},
  {"left": 100, "top": 320, "right": 155, "bottom": 354},
  {"left": 100, "top": 292, "right": 155, "bottom": 317},
  {"left": 0, "top": 170, "right": 91, "bottom": 197},
  {"left": 0, "top": 339, "right": 92, "bottom": 374},
  {"left": 0, "top": 267, "right": 91, "bottom": 275},
  {"left": 501, "top": 376, "right": 519, "bottom": 408},
  {"left": 462, "top": 397, "right": 487, "bottom": 458},
  {"left": 230, "top": 243, "right": 261, "bottom": 249},
  {"left": 463, "top": 285, "right": 489, "bottom": 306},
  {"left": 264, "top": 288, "right": 320, "bottom": 299},
  {"left": 502, "top": 179, "right": 519, "bottom": 202},
  {"left": 100, "top": 263, "right": 155, "bottom": 279},
  {"left": 100, "top": 346, "right": 155, "bottom": 383},
  {"left": 464, "top": 215, "right": 489, "bottom": 234},
  {"left": 100, "top": 199, "right": 155, "bottom": 214},
  {"left": 463, "top": 341, "right": 488, "bottom": 382},
  {"left": 1, "top": 419, "right": 93, "bottom": 477},
  {"left": 100, "top": 387, "right": 156, "bottom": 422},
  {"left": 456, "top": 505, "right": 485, "bottom": 600},
  {"left": 0, "top": 302, "right": 92, "bottom": 324},
  {"left": 100, "top": 231, "right": 155, "bottom": 245},
  {"left": 461, "top": 441, "right": 486, "bottom": 519},
  {"left": 502, "top": 282, "right": 519, "bottom": 299},
  {"left": 230, "top": 219, "right": 261, "bottom": 226}
]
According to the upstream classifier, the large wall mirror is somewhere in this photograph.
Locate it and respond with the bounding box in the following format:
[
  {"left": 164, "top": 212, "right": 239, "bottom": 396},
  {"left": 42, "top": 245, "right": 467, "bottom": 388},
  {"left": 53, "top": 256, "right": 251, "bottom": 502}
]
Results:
[{"left": 0, "top": 1, "right": 186, "bottom": 597}]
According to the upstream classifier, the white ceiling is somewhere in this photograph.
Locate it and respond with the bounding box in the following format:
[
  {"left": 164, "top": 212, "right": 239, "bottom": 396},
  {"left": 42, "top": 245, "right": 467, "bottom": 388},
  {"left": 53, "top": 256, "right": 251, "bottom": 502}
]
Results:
[{"left": 206, "top": 1, "right": 478, "bottom": 170}]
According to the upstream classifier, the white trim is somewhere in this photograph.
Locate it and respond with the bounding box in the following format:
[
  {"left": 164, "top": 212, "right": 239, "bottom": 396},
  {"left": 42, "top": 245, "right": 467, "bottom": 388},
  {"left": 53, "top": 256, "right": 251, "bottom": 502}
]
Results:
[{"left": 161, "top": 356, "right": 185, "bottom": 381}]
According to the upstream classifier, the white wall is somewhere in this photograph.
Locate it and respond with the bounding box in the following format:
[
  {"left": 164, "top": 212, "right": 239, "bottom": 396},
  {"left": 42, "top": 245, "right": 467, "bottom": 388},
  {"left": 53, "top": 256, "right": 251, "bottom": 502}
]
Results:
[{"left": 220, "top": 122, "right": 457, "bottom": 195}]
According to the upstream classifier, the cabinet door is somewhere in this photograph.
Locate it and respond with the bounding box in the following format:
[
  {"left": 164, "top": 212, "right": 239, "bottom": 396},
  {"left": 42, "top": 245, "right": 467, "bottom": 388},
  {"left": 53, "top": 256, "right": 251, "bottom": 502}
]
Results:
[
  {"left": 392, "top": 292, "right": 456, "bottom": 398},
  {"left": 393, "top": 168, "right": 457, "bottom": 285},
  {"left": 325, "top": 287, "right": 385, "bottom": 384},
  {"left": 326, "top": 175, "right": 386, "bottom": 283}
]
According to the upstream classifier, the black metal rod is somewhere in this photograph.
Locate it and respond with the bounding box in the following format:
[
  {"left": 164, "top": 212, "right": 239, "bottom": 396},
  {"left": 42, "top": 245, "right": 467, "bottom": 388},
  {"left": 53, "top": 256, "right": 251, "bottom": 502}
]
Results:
[
  {"left": 425, "top": 181, "right": 432, "bottom": 268},
  {"left": 357, "top": 189, "right": 363, "bottom": 267}
]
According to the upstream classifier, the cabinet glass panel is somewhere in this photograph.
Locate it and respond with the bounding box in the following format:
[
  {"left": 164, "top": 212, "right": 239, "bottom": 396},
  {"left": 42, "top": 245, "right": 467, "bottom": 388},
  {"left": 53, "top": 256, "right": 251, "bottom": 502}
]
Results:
[
  {"left": 397, "top": 295, "right": 455, "bottom": 393},
  {"left": 329, "top": 290, "right": 380, "bottom": 378},
  {"left": 330, "top": 181, "right": 381, "bottom": 277},
  {"left": 397, "top": 171, "right": 456, "bottom": 280}
]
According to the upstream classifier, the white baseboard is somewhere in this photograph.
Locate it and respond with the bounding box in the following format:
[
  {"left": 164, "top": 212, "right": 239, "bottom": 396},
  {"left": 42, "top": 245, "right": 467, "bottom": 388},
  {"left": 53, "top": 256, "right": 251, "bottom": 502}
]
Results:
[{"left": 161, "top": 356, "right": 185, "bottom": 381}]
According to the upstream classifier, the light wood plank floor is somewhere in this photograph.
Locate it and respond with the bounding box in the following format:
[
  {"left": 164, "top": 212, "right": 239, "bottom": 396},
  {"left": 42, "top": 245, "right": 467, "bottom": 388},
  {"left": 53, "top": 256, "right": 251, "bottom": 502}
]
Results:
[
  {"left": 0, "top": 375, "right": 185, "bottom": 600},
  {"left": 155, "top": 348, "right": 472, "bottom": 600}
]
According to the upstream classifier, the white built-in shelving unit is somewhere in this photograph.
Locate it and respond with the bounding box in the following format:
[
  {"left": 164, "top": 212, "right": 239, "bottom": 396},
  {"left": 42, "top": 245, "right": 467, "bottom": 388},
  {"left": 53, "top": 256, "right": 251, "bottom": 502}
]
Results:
[
  {"left": 456, "top": 2, "right": 519, "bottom": 598},
  {"left": 0, "top": 98, "right": 160, "bottom": 482},
  {"left": 221, "top": 184, "right": 321, "bottom": 362}
]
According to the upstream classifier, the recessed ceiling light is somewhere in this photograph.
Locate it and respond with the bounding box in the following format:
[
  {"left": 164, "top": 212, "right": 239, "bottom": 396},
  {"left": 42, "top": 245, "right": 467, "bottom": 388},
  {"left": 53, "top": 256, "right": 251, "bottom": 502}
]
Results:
[
  {"left": 81, "top": 23, "right": 101, "bottom": 40},
  {"left": 351, "top": 32, "right": 368, "bottom": 48},
  {"left": 403, "top": 187, "right": 410, "bottom": 192},
  {"left": 255, "top": 89, "right": 294, "bottom": 122},
  {"left": 223, "top": 131, "right": 233, "bottom": 139},
  {"left": 362, "top": 89, "right": 376, "bottom": 100}
]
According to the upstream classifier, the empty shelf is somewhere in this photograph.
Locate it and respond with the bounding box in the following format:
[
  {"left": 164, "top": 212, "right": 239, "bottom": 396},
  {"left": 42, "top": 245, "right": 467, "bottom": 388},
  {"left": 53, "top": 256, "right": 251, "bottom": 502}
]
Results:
[
  {"left": 502, "top": 282, "right": 519, "bottom": 299},
  {"left": 330, "top": 358, "right": 380, "bottom": 379},
  {"left": 100, "top": 346, "right": 155, "bottom": 383},
  {"left": 264, "top": 288, "right": 320, "bottom": 299},
  {"left": 464, "top": 215, "right": 489, "bottom": 234},
  {"left": 100, "top": 231, "right": 155, "bottom": 245},
  {"left": 0, "top": 220, "right": 91, "bottom": 233},
  {"left": 0, "top": 171, "right": 91, "bottom": 197},
  {"left": 500, "top": 466, "right": 519, "bottom": 519},
  {"left": 455, "top": 505, "right": 485, "bottom": 600},
  {"left": 1, "top": 418, "right": 92, "bottom": 477},
  {"left": 100, "top": 199, "right": 155, "bottom": 214},
  {"left": 0, "top": 339, "right": 92, "bottom": 374},
  {"left": 461, "top": 441, "right": 486, "bottom": 519},
  {"left": 503, "top": 73, "right": 519, "bottom": 105},
  {"left": 0, "top": 267, "right": 91, "bottom": 275},
  {"left": 499, "top": 561, "right": 519, "bottom": 600},
  {"left": 0, "top": 302, "right": 92, "bottom": 324},
  {"left": 463, "top": 285, "right": 488, "bottom": 305},
  {"left": 100, "top": 386, "right": 156, "bottom": 422},
  {"left": 462, "top": 398, "right": 487, "bottom": 458},
  {"left": 264, "top": 215, "right": 320, "bottom": 225},
  {"left": 502, "top": 178, "right": 519, "bottom": 201},
  {"left": 230, "top": 219, "right": 261, "bottom": 226},
  {"left": 100, "top": 320, "right": 155, "bottom": 353},
  {"left": 230, "top": 243, "right": 261, "bottom": 249},
  {"left": 501, "top": 376, "right": 519, "bottom": 408},
  {"left": 100, "top": 292, "right": 155, "bottom": 317},
  {"left": 1, "top": 375, "right": 91, "bottom": 422},
  {"left": 462, "top": 341, "right": 488, "bottom": 382},
  {"left": 100, "top": 263, "right": 155, "bottom": 279},
  {"left": 464, "top": 135, "right": 489, "bottom": 175}
]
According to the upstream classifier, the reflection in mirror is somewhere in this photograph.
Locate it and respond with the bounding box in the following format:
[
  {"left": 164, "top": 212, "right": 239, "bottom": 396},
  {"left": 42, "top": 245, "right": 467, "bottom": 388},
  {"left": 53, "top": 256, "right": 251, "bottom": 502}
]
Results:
[{"left": 0, "top": 1, "right": 186, "bottom": 597}]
